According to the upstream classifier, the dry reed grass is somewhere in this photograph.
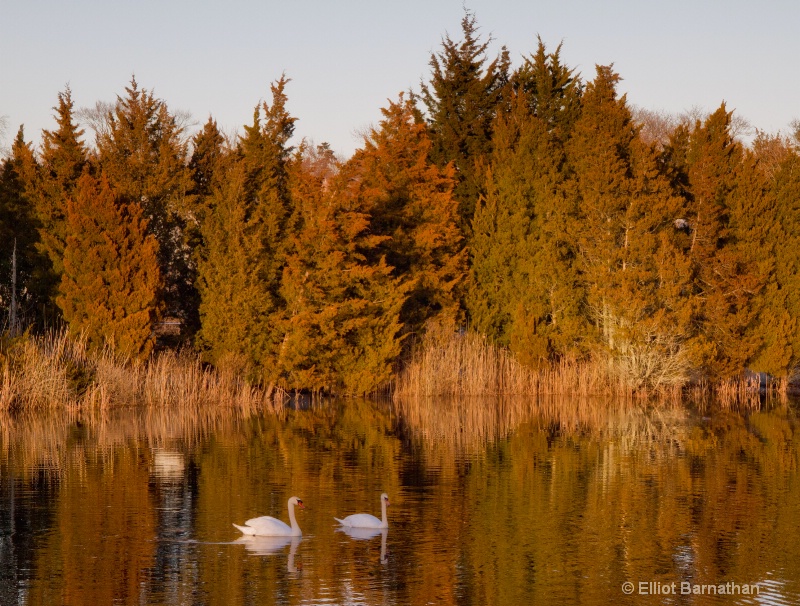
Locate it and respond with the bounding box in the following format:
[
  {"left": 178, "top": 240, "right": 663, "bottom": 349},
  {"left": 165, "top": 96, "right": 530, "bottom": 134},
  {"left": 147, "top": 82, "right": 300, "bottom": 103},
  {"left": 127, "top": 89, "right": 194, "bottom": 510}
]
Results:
[
  {"left": 393, "top": 323, "right": 682, "bottom": 401},
  {"left": 0, "top": 330, "right": 287, "bottom": 412},
  {"left": 394, "top": 323, "right": 778, "bottom": 410}
]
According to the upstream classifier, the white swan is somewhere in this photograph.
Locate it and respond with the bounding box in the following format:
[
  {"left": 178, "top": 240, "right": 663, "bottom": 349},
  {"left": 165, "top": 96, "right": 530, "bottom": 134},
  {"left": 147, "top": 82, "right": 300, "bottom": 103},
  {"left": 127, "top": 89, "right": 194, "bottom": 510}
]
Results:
[
  {"left": 233, "top": 496, "right": 305, "bottom": 536},
  {"left": 334, "top": 493, "right": 389, "bottom": 528}
]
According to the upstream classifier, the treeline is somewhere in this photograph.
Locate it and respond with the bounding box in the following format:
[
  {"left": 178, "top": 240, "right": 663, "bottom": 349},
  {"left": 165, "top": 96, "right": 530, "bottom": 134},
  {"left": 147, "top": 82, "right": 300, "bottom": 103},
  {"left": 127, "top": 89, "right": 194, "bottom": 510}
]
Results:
[{"left": 1, "top": 14, "right": 799, "bottom": 395}]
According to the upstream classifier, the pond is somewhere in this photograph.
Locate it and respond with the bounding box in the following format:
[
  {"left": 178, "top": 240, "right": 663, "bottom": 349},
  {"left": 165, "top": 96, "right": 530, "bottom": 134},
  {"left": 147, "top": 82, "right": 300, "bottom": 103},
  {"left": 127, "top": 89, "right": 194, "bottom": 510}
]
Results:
[{"left": 1, "top": 397, "right": 799, "bottom": 605}]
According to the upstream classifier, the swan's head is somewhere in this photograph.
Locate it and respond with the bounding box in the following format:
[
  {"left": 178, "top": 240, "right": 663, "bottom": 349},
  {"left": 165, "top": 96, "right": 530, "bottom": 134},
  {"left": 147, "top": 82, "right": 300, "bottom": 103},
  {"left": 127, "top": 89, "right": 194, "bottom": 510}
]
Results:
[
  {"left": 289, "top": 496, "right": 305, "bottom": 509},
  {"left": 381, "top": 493, "right": 390, "bottom": 507}
]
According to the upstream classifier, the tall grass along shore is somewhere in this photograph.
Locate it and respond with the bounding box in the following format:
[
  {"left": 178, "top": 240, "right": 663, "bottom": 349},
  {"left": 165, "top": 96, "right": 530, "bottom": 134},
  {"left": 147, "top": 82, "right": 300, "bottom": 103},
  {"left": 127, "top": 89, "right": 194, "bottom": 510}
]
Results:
[{"left": 0, "top": 331, "right": 285, "bottom": 412}]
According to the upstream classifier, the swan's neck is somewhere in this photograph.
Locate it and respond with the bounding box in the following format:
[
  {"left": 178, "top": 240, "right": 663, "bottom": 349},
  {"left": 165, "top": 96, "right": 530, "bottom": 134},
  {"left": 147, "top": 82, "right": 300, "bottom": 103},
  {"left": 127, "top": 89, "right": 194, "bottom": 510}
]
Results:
[
  {"left": 381, "top": 499, "right": 388, "bottom": 527},
  {"left": 288, "top": 501, "right": 301, "bottom": 535}
]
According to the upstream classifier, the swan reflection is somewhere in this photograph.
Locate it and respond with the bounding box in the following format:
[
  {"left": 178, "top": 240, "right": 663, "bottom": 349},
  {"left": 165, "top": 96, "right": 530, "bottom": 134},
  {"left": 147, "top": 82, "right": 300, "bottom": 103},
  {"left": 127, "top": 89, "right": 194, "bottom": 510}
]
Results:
[
  {"left": 234, "top": 535, "right": 302, "bottom": 571},
  {"left": 338, "top": 526, "right": 383, "bottom": 540},
  {"left": 233, "top": 534, "right": 293, "bottom": 554},
  {"left": 338, "top": 526, "right": 389, "bottom": 564}
]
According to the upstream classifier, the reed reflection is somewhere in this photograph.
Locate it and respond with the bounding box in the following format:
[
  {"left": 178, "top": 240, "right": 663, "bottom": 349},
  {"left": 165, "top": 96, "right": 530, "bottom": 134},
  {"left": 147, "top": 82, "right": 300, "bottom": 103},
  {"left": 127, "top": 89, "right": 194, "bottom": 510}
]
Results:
[{"left": 393, "top": 394, "right": 689, "bottom": 445}]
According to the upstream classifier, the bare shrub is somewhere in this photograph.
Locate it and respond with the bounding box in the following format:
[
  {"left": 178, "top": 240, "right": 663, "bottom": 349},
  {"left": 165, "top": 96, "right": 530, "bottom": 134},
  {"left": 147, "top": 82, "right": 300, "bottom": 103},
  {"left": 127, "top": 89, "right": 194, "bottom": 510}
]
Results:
[{"left": 596, "top": 305, "right": 691, "bottom": 391}]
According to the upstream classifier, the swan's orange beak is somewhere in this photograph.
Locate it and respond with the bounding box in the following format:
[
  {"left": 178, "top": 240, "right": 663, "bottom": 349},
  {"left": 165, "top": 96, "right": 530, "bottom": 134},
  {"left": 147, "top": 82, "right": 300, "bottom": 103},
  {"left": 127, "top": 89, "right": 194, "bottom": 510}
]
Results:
[{"left": 297, "top": 500, "right": 305, "bottom": 509}]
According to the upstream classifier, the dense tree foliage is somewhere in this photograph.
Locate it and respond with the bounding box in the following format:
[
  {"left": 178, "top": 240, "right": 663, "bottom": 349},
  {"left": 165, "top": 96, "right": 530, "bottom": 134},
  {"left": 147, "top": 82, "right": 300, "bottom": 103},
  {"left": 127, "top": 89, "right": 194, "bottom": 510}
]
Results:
[
  {"left": 665, "top": 106, "right": 770, "bottom": 379},
  {"left": 420, "top": 11, "right": 510, "bottom": 231},
  {"left": 195, "top": 78, "right": 295, "bottom": 386},
  {"left": 348, "top": 95, "right": 466, "bottom": 339},
  {"left": 277, "top": 143, "right": 404, "bottom": 394},
  {"left": 3, "top": 14, "right": 800, "bottom": 393},
  {"left": 94, "top": 78, "right": 195, "bottom": 335},
  {"left": 0, "top": 127, "right": 51, "bottom": 330},
  {"left": 22, "top": 88, "right": 89, "bottom": 306},
  {"left": 469, "top": 42, "right": 583, "bottom": 366},
  {"left": 757, "top": 149, "right": 800, "bottom": 376},
  {"left": 58, "top": 173, "right": 161, "bottom": 359},
  {"left": 567, "top": 66, "right": 693, "bottom": 385}
]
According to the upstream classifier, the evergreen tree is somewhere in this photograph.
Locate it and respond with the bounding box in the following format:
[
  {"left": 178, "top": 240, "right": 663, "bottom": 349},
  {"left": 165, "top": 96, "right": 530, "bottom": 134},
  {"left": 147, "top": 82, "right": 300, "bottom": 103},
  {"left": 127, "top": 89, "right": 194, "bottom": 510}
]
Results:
[
  {"left": 238, "top": 76, "right": 295, "bottom": 317},
  {"left": 277, "top": 143, "right": 404, "bottom": 394},
  {"left": 420, "top": 10, "right": 510, "bottom": 229},
  {"left": 11, "top": 88, "right": 92, "bottom": 317},
  {"left": 0, "top": 127, "right": 49, "bottom": 330},
  {"left": 566, "top": 66, "right": 692, "bottom": 386},
  {"left": 469, "top": 43, "right": 584, "bottom": 366},
  {"left": 676, "top": 105, "right": 767, "bottom": 379},
  {"left": 95, "top": 78, "right": 194, "bottom": 334},
  {"left": 34, "top": 87, "right": 89, "bottom": 277},
  {"left": 759, "top": 147, "right": 800, "bottom": 376},
  {"left": 58, "top": 172, "right": 161, "bottom": 359},
  {"left": 183, "top": 117, "right": 228, "bottom": 337},
  {"left": 196, "top": 78, "right": 295, "bottom": 383},
  {"left": 189, "top": 117, "right": 226, "bottom": 203},
  {"left": 195, "top": 163, "right": 274, "bottom": 377},
  {"left": 349, "top": 94, "right": 466, "bottom": 338},
  {"left": 511, "top": 38, "right": 582, "bottom": 143}
]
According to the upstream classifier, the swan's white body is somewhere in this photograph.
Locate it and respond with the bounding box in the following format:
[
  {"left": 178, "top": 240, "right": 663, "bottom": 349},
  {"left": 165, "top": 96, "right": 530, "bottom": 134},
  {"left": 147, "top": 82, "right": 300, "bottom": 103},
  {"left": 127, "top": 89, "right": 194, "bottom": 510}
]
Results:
[
  {"left": 233, "top": 496, "right": 304, "bottom": 536},
  {"left": 335, "top": 493, "right": 389, "bottom": 529}
]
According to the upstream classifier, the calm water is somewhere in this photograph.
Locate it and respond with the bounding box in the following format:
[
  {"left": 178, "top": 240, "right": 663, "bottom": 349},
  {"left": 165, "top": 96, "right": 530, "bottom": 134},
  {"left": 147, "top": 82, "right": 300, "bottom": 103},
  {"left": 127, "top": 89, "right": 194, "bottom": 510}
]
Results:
[{"left": 1, "top": 398, "right": 800, "bottom": 605}]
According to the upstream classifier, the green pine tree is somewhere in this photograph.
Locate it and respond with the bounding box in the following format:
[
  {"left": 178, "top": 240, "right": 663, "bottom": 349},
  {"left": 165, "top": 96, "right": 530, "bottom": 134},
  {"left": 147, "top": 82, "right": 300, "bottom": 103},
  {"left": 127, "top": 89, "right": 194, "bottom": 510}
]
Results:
[
  {"left": 183, "top": 117, "right": 229, "bottom": 337},
  {"left": 34, "top": 87, "right": 89, "bottom": 280},
  {"left": 277, "top": 143, "right": 404, "bottom": 394},
  {"left": 189, "top": 117, "right": 227, "bottom": 203},
  {"left": 512, "top": 38, "right": 582, "bottom": 143},
  {"left": 676, "top": 105, "right": 767, "bottom": 380},
  {"left": 0, "top": 127, "right": 50, "bottom": 330},
  {"left": 195, "top": 162, "right": 274, "bottom": 377},
  {"left": 348, "top": 94, "right": 466, "bottom": 339},
  {"left": 196, "top": 78, "right": 295, "bottom": 384},
  {"left": 469, "top": 43, "right": 584, "bottom": 366},
  {"left": 420, "top": 10, "right": 510, "bottom": 230},
  {"left": 238, "top": 75, "right": 295, "bottom": 320},
  {"left": 566, "top": 66, "right": 693, "bottom": 387},
  {"left": 755, "top": 147, "right": 800, "bottom": 377},
  {"left": 95, "top": 77, "right": 194, "bottom": 334},
  {"left": 58, "top": 172, "right": 161, "bottom": 359}
]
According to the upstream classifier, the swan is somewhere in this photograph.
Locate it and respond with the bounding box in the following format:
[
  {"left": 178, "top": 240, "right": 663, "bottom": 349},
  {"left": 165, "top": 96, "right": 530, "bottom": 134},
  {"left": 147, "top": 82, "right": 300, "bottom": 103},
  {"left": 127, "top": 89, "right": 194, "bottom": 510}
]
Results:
[
  {"left": 334, "top": 493, "right": 389, "bottom": 529},
  {"left": 233, "top": 496, "right": 305, "bottom": 536}
]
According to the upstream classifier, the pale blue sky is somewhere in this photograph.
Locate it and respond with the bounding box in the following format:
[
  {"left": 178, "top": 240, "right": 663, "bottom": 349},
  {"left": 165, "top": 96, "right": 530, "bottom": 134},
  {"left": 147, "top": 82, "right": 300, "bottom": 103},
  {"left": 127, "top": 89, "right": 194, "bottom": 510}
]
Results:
[{"left": 1, "top": 1, "right": 798, "bottom": 157}]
